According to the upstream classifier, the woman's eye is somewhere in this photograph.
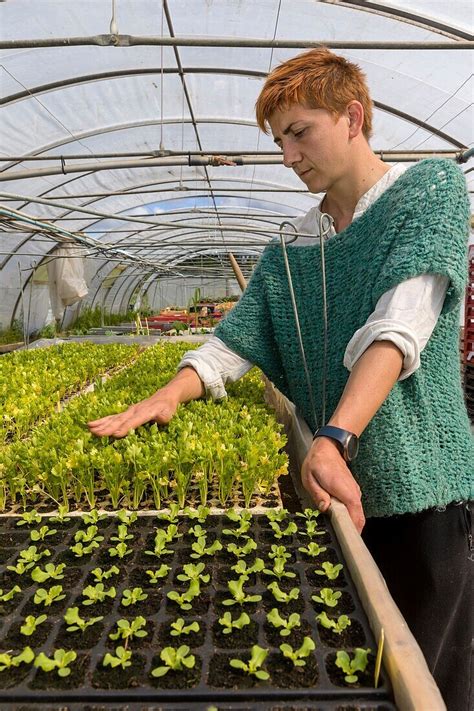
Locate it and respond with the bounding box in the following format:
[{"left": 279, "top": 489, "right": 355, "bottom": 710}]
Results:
[{"left": 294, "top": 129, "right": 306, "bottom": 138}]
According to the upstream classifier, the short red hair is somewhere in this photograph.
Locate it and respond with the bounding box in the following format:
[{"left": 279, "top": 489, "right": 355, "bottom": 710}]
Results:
[{"left": 256, "top": 47, "right": 373, "bottom": 139}]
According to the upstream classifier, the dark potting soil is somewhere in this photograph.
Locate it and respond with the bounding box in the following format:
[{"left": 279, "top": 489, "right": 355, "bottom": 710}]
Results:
[
  {"left": 305, "top": 565, "right": 348, "bottom": 589},
  {"left": 267, "top": 651, "right": 319, "bottom": 688},
  {"left": 325, "top": 653, "right": 376, "bottom": 689},
  {"left": 29, "top": 653, "right": 89, "bottom": 690},
  {"left": 91, "top": 654, "right": 146, "bottom": 689},
  {"left": 54, "top": 622, "right": 105, "bottom": 650},
  {"left": 311, "top": 590, "right": 355, "bottom": 616},
  {"left": 207, "top": 652, "right": 262, "bottom": 689},
  {"left": 317, "top": 618, "right": 366, "bottom": 649},
  {"left": 263, "top": 617, "right": 313, "bottom": 648},
  {"left": 157, "top": 619, "right": 206, "bottom": 647},
  {"left": 0, "top": 663, "right": 31, "bottom": 689},
  {"left": 212, "top": 617, "right": 259, "bottom": 648},
  {"left": 2, "top": 621, "right": 53, "bottom": 648},
  {"left": 148, "top": 654, "right": 202, "bottom": 689}
]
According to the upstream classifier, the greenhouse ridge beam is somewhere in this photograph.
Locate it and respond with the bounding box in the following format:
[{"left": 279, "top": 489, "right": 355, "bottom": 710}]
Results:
[{"left": 0, "top": 35, "right": 472, "bottom": 50}]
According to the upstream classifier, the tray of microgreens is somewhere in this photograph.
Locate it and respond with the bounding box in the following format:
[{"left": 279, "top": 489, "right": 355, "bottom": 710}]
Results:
[{"left": 0, "top": 506, "right": 393, "bottom": 704}]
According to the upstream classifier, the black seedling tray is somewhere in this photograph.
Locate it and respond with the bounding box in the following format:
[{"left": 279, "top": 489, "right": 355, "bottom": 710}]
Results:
[{"left": 0, "top": 513, "right": 394, "bottom": 706}]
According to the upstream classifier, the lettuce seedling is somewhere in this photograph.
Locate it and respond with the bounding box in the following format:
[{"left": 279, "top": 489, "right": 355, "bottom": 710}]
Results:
[
  {"left": 34, "top": 649, "right": 77, "bottom": 677},
  {"left": 91, "top": 566, "right": 120, "bottom": 583},
  {"left": 231, "top": 558, "right": 265, "bottom": 577},
  {"left": 16, "top": 510, "right": 41, "bottom": 526},
  {"left": 64, "top": 606, "right": 103, "bottom": 632},
  {"left": 218, "top": 611, "right": 250, "bottom": 635},
  {"left": 223, "top": 577, "right": 262, "bottom": 606},
  {"left": 146, "top": 565, "right": 170, "bottom": 584},
  {"left": 188, "top": 524, "right": 206, "bottom": 539},
  {"left": 31, "top": 563, "right": 65, "bottom": 583},
  {"left": 265, "top": 508, "right": 289, "bottom": 524},
  {"left": 190, "top": 536, "right": 222, "bottom": 559},
  {"left": 184, "top": 505, "right": 210, "bottom": 523},
  {"left": 34, "top": 585, "right": 66, "bottom": 607},
  {"left": 335, "top": 647, "right": 371, "bottom": 683},
  {"left": 226, "top": 509, "right": 252, "bottom": 525},
  {"left": 50, "top": 505, "right": 71, "bottom": 523},
  {"left": 70, "top": 541, "right": 100, "bottom": 558},
  {"left": 121, "top": 587, "right": 148, "bottom": 607},
  {"left": 8, "top": 546, "right": 50, "bottom": 574},
  {"left": 163, "top": 524, "right": 182, "bottom": 542},
  {"left": 268, "top": 544, "right": 290, "bottom": 561},
  {"left": 0, "top": 585, "right": 21, "bottom": 602},
  {"left": 177, "top": 562, "right": 209, "bottom": 585},
  {"left": 280, "top": 636, "right": 315, "bottom": 666},
  {"left": 222, "top": 518, "right": 251, "bottom": 539},
  {"left": 263, "top": 557, "right": 296, "bottom": 580},
  {"left": 167, "top": 579, "right": 201, "bottom": 611},
  {"left": 20, "top": 614, "right": 47, "bottom": 636},
  {"left": 109, "top": 616, "right": 147, "bottom": 645},
  {"left": 74, "top": 525, "right": 104, "bottom": 545},
  {"left": 30, "top": 525, "right": 57, "bottom": 541},
  {"left": 145, "top": 530, "right": 174, "bottom": 557},
  {"left": 151, "top": 645, "right": 196, "bottom": 677},
  {"left": 103, "top": 646, "right": 132, "bottom": 670},
  {"left": 229, "top": 645, "right": 269, "bottom": 680},
  {"left": 170, "top": 618, "right": 200, "bottom": 636},
  {"left": 110, "top": 524, "right": 133, "bottom": 543},
  {"left": 317, "top": 611, "right": 351, "bottom": 634},
  {"left": 117, "top": 509, "right": 138, "bottom": 526},
  {"left": 266, "top": 608, "right": 301, "bottom": 637},
  {"left": 82, "top": 509, "right": 107, "bottom": 525},
  {"left": 296, "top": 508, "right": 320, "bottom": 521},
  {"left": 302, "top": 520, "right": 325, "bottom": 538},
  {"left": 82, "top": 583, "right": 116, "bottom": 605},
  {"left": 269, "top": 521, "right": 297, "bottom": 540},
  {"left": 158, "top": 504, "right": 180, "bottom": 524},
  {"left": 314, "top": 562, "right": 343, "bottom": 581},
  {"left": 312, "top": 588, "right": 341, "bottom": 608},
  {"left": 227, "top": 539, "right": 257, "bottom": 559},
  {"left": 0, "top": 647, "right": 34, "bottom": 671},
  {"left": 267, "top": 581, "right": 299, "bottom": 604},
  {"left": 298, "top": 542, "right": 327, "bottom": 558},
  {"left": 108, "top": 541, "right": 133, "bottom": 559}
]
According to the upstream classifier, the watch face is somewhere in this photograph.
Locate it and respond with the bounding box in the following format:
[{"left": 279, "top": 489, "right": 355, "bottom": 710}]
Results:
[{"left": 347, "top": 435, "right": 359, "bottom": 461}]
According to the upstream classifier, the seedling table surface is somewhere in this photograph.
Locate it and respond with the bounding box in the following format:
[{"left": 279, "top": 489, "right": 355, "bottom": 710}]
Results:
[{"left": 0, "top": 513, "right": 394, "bottom": 705}]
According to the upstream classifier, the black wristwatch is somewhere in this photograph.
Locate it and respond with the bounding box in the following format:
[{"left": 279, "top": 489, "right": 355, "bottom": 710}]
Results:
[{"left": 313, "top": 425, "right": 359, "bottom": 462}]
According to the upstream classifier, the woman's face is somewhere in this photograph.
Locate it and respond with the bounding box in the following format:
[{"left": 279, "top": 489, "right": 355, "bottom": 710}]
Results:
[{"left": 268, "top": 104, "right": 351, "bottom": 194}]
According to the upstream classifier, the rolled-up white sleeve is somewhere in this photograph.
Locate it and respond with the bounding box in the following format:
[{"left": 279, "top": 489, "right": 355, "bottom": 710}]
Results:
[
  {"left": 343, "top": 274, "right": 450, "bottom": 381},
  {"left": 177, "top": 336, "right": 253, "bottom": 399}
]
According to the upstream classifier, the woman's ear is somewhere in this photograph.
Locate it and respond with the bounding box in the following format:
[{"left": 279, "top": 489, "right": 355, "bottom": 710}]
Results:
[{"left": 347, "top": 101, "right": 364, "bottom": 138}]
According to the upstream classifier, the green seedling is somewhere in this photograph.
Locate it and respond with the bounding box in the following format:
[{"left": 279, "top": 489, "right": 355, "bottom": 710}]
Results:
[
  {"left": 0, "top": 585, "right": 21, "bottom": 602},
  {"left": 167, "top": 579, "right": 201, "bottom": 610},
  {"left": 64, "top": 606, "right": 104, "bottom": 632},
  {"left": 110, "top": 524, "right": 133, "bottom": 543},
  {"left": 121, "top": 587, "right": 148, "bottom": 607},
  {"left": 218, "top": 611, "right": 250, "bottom": 635},
  {"left": 151, "top": 645, "right": 196, "bottom": 677},
  {"left": 296, "top": 508, "right": 320, "bottom": 521},
  {"left": 103, "top": 645, "right": 132, "bottom": 669},
  {"left": 91, "top": 566, "right": 120, "bottom": 583},
  {"left": 0, "top": 647, "right": 34, "bottom": 671},
  {"left": 145, "top": 529, "right": 174, "bottom": 557},
  {"left": 146, "top": 565, "right": 170, "bottom": 584},
  {"left": 335, "top": 647, "right": 371, "bottom": 683},
  {"left": 190, "top": 536, "right": 222, "bottom": 559},
  {"left": 231, "top": 558, "right": 265, "bottom": 577},
  {"left": 312, "top": 588, "right": 341, "bottom": 608},
  {"left": 302, "top": 520, "right": 325, "bottom": 538},
  {"left": 20, "top": 614, "right": 47, "bottom": 636},
  {"left": 8, "top": 546, "right": 50, "bottom": 574},
  {"left": 177, "top": 562, "right": 209, "bottom": 585},
  {"left": 280, "top": 636, "right": 315, "bottom": 666},
  {"left": 158, "top": 504, "right": 180, "bottom": 524},
  {"left": 34, "top": 585, "right": 65, "bottom": 607},
  {"left": 263, "top": 557, "right": 296, "bottom": 580},
  {"left": 74, "top": 525, "right": 103, "bottom": 544},
  {"left": 70, "top": 541, "right": 100, "bottom": 558},
  {"left": 315, "top": 562, "right": 344, "bottom": 581},
  {"left": 34, "top": 649, "right": 77, "bottom": 677},
  {"left": 265, "top": 508, "right": 289, "bottom": 523},
  {"left": 109, "top": 616, "right": 147, "bottom": 645},
  {"left": 267, "top": 581, "right": 299, "bottom": 604},
  {"left": 170, "top": 618, "right": 200, "bottom": 636},
  {"left": 298, "top": 542, "right": 327, "bottom": 557},
  {"left": 225, "top": 509, "right": 252, "bottom": 525},
  {"left": 163, "top": 523, "right": 182, "bottom": 542},
  {"left": 50, "top": 505, "right": 71, "bottom": 523},
  {"left": 81, "top": 509, "right": 107, "bottom": 525},
  {"left": 317, "top": 611, "right": 351, "bottom": 634},
  {"left": 108, "top": 541, "right": 133, "bottom": 559},
  {"left": 31, "top": 563, "right": 65, "bottom": 583},
  {"left": 222, "top": 518, "right": 251, "bottom": 539},
  {"left": 227, "top": 539, "right": 257, "bottom": 559},
  {"left": 269, "top": 521, "right": 297, "bottom": 539},
  {"left": 30, "top": 525, "right": 57, "bottom": 541},
  {"left": 116, "top": 509, "right": 138, "bottom": 525},
  {"left": 266, "top": 608, "right": 301, "bottom": 637},
  {"left": 268, "top": 544, "right": 290, "bottom": 561},
  {"left": 229, "top": 645, "right": 269, "bottom": 680},
  {"left": 184, "top": 505, "right": 210, "bottom": 522},
  {"left": 82, "top": 583, "right": 116, "bottom": 605},
  {"left": 16, "top": 510, "right": 41, "bottom": 526},
  {"left": 188, "top": 524, "right": 206, "bottom": 539},
  {"left": 223, "top": 577, "right": 262, "bottom": 606}
]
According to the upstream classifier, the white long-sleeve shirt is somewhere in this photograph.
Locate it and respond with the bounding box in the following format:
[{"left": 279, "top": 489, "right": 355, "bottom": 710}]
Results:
[{"left": 179, "top": 164, "right": 449, "bottom": 399}]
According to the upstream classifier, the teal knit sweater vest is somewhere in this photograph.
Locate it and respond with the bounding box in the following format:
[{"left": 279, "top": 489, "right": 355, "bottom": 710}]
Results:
[{"left": 215, "top": 159, "right": 473, "bottom": 518}]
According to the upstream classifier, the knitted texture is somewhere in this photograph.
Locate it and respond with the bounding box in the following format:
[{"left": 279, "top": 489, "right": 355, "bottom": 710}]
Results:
[{"left": 215, "top": 159, "right": 473, "bottom": 517}]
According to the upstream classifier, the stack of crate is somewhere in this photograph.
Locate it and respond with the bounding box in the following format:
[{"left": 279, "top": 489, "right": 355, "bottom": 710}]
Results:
[{"left": 464, "top": 245, "right": 474, "bottom": 424}]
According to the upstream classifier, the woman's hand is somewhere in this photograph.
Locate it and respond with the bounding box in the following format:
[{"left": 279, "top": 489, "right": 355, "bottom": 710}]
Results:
[
  {"left": 87, "top": 390, "right": 179, "bottom": 438},
  {"left": 301, "top": 437, "right": 365, "bottom": 533}
]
